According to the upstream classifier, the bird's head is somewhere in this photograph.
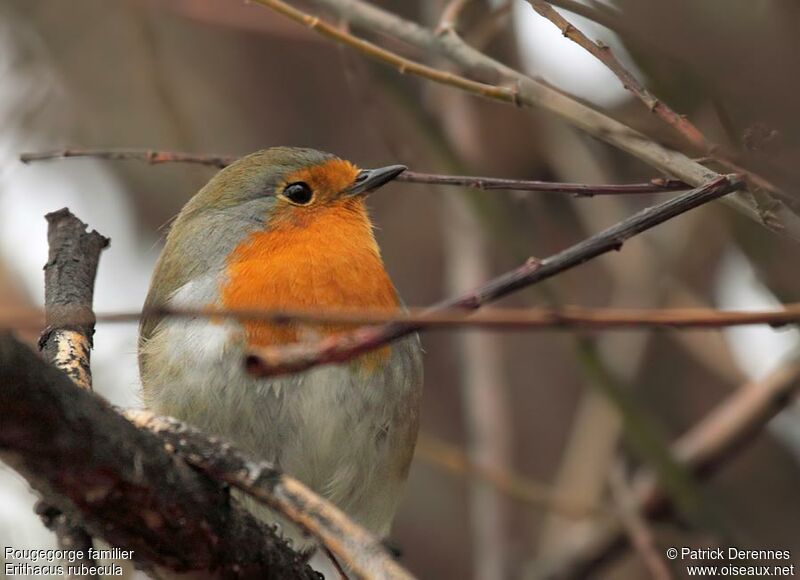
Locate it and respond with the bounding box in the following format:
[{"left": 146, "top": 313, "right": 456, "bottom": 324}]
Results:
[
  {"left": 147, "top": 147, "right": 407, "bottom": 347},
  {"left": 180, "top": 147, "right": 406, "bottom": 230}
]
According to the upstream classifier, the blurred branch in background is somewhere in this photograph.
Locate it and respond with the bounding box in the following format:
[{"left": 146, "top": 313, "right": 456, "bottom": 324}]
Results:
[
  {"left": 442, "top": 188, "right": 511, "bottom": 580},
  {"left": 533, "top": 119, "right": 680, "bottom": 561},
  {"left": 608, "top": 463, "right": 673, "bottom": 580},
  {"left": 426, "top": 5, "right": 512, "bottom": 570},
  {"left": 533, "top": 353, "right": 800, "bottom": 578},
  {"left": 415, "top": 434, "right": 600, "bottom": 519}
]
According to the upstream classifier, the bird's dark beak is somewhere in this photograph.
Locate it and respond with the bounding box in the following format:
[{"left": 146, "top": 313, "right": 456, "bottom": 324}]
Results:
[{"left": 346, "top": 165, "right": 407, "bottom": 197}]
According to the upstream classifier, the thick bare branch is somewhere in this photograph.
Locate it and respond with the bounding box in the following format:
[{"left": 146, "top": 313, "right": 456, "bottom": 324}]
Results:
[
  {"left": 36, "top": 208, "right": 109, "bottom": 577},
  {"left": 39, "top": 209, "right": 108, "bottom": 390},
  {"left": 0, "top": 334, "right": 318, "bottom": 578},
  {"left": 126, "top": 411, "right": 415, "bottom": 580}
]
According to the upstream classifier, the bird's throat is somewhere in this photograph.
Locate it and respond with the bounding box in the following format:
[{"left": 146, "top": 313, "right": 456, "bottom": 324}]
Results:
[{"left": 220, "top": 201, "right": 399, "bottom": 348}]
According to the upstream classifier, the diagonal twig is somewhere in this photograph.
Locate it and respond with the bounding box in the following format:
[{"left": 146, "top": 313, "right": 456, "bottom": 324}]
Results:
[
  {"left": 526, "top": 0, "right": 792, "bottom": 208},
  {"left": 245, "top": 175, "right": 743, "bottom": 377},
  {"left": 528, "top": 0, "right": 708, "bottom": 153}
]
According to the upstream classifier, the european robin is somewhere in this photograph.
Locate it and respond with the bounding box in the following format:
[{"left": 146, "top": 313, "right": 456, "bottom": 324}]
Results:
[{"left": 138, "top": 147, "right": 423, "bottom": 555}]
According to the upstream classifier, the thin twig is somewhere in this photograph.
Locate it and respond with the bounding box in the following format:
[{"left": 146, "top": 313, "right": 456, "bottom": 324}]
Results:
[
  {"left": 243, "top": 175, "right": 742, "bottom": 376},
  {"left": 545, "top": 0, "right": 621, "bottom": 31},
  {"left": 125, "top": 410, "right": 415, "bottom": 580},
  {"left": 19, "top": 148, "right": 689, "bottom": 195},
  {"left": 8, "top": 298, "right": 800, "bottom": 332},
  {"left": 20, "top": 148, "right": 234, "bottom": 168},
  {"left": 527, "top": 0, "right": 708, "bottom": 153},
  {"left": 526, "top": 1, "right": 794, "bottom": 208},
  {"left": 402, "top": 171, "right": 687, "bottom": 195}
]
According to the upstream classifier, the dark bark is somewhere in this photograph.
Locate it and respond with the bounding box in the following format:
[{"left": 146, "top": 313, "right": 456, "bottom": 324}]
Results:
[{"left": 0, "top": 334, "right": 319, "bottom": 579}]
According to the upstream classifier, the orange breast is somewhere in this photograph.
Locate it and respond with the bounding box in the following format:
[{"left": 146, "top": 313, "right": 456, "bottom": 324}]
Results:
[{"left": 220, "top": 199, "right": 399, "bottom": 350}]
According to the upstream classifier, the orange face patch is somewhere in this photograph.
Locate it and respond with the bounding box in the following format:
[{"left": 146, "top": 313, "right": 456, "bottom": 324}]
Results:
[{"left": 281, "top": 158, "right": 359, "bottom": 203}]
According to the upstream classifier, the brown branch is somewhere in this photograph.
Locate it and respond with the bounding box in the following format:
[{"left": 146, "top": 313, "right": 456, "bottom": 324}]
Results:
[
  {"left": 19, "top": 148, "right": 688, "bottom": 195},
  {"left": 126, "top": 411, "right": 415, "bottom": 580},
  {"left": 244, "top": 175, "right": 742, "bottom": 376},
  {"left": 10, "top": 300, "right": 800, "bottom": 334},
  {"left": 0, "top": 334, "right": 318, "bottom": 578},
  {"left": 289, "top": 0, "right": 800, "bottom": 239},
  {"left": 39, "top": 209, "right": 108, "bottom": 390},
  {"left": 537, "top": 355, "right": 800, "bottom": 579},
  {"left": 36, "top": 209, "right": 109, "bottom": 578},
  {"left": 527, "top": 1, "right": 794, "bottom": 209},
  {"left": 528, "top": 0, "right": 709, "bottom": 153}
]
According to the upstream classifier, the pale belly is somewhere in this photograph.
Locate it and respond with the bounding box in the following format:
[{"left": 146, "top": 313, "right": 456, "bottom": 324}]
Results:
[{"left": 139, "top": 314, "right": 423, "bottom": 541}]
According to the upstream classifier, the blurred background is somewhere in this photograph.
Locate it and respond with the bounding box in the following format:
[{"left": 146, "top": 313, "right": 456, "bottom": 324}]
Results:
[{"left": 1, "top": 0, "right": 799, "bottom": 578}]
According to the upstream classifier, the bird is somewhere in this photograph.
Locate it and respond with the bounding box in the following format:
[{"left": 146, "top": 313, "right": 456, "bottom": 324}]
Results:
[{"left": 137, "top": 147, "right": 423, "bottom": 560}]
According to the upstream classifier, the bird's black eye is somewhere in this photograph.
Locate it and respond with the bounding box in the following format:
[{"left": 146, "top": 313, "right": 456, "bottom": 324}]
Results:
[{"left": 282, "top": 182, "right": 313, "bottom": 205}]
